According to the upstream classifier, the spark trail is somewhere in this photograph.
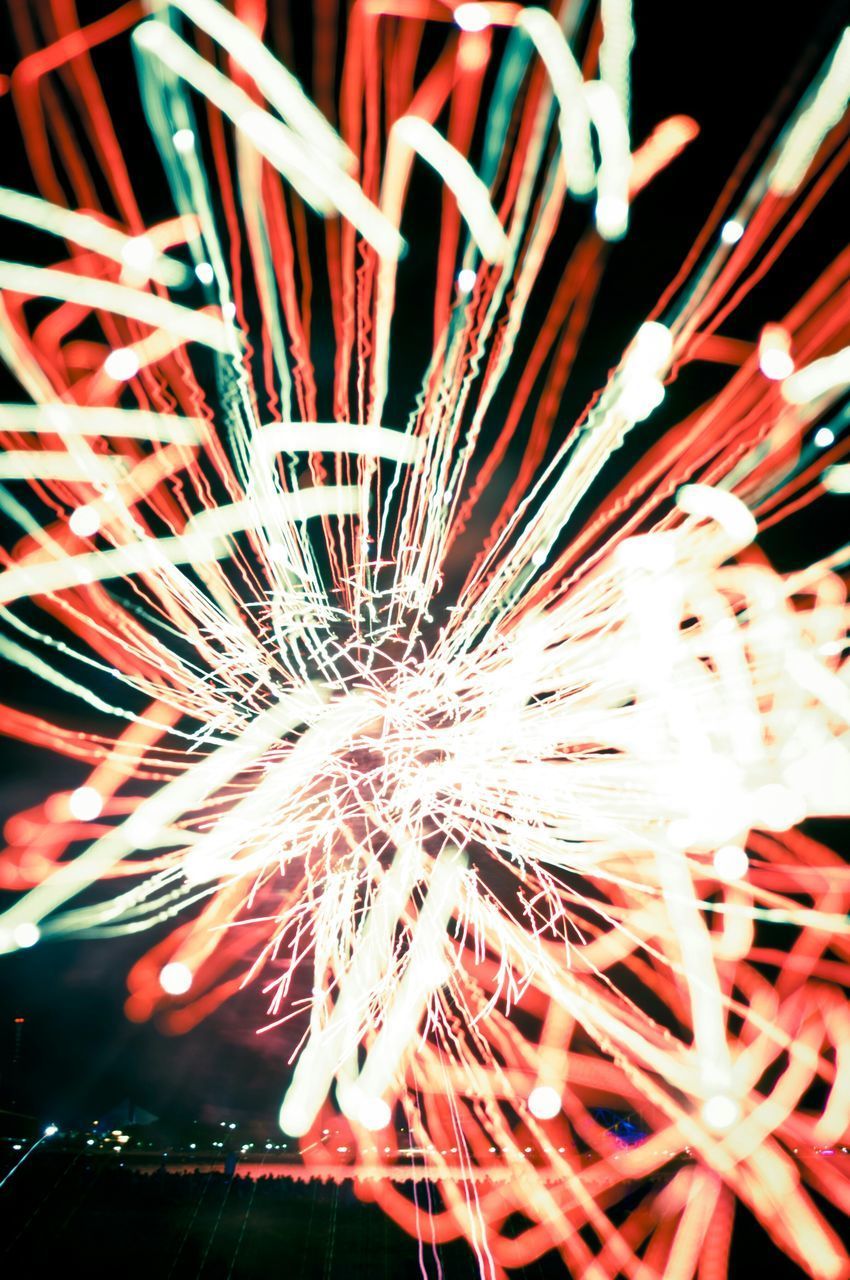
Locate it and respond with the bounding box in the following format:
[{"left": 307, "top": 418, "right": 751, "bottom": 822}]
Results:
[{"left": 1, "top": 2, "right": 850, "bottom": 1277}]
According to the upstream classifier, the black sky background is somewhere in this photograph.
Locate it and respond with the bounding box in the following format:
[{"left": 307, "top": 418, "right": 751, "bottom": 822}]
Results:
[{"left": 0, "top": 0, "right": 848, "bottom": 1138}]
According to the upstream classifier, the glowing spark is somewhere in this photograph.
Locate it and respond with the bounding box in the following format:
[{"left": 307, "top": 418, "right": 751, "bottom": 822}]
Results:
[
  {"left": 69, "top": 787, "right": 104, "bottom": 822},
  {"left": 159, "top": 962, "right": 194, "bottom": 996},
  {"left": 528, "top": 1085, "right": 562, "bottom": 1120}
]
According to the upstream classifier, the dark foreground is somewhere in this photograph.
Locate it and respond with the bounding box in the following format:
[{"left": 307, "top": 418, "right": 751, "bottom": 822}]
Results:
[{"left": 0, "top": 1150, "right": 822, "bottom": 1278}]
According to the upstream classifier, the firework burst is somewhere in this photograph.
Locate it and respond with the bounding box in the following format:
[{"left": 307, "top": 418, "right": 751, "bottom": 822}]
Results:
[{"left": 1, "top": 1, "right": 850, "bottom": 1276}]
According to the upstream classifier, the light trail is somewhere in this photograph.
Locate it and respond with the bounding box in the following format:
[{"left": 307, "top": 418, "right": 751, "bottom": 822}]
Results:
[{"left": 0, "top": 4, "right": 848, "bottom": 1278}]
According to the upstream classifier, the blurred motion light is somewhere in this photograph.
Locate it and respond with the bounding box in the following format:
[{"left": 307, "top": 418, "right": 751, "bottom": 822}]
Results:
[
  {"left": 454, "top": 4, "right": 491, "bottom": 31},
  {"left": 759, "top": 325, "right": 794, "bottom": 381},
  {"left": 172, "top": 128, "right": 195, "bottom": 153},
  {"left": 528, "top": 1085, "right": 561, "bottom": 1120},
  {"left": 13, "top": 922, "right": 40, "bottom": 949},
  {"left": 69, "top": 786, "right": 103, "bottom": 821},
  {"left": 69, "top": 505, "right": 101, "bottom": 539},
  {"left": 702, "top": 1094, "right": 740, "bottom": 1132},
  {"left": 121, "top": 236, "right": 156, "bottom": 274},
  {"left": 104, "top": 348, "right": 140, "bottom": 381},
  {"left": 159, "top": 961, "right": 193, "bottom": 995},
  {"left": 713, "top": 844, "right": 749, "bottom": 881}
]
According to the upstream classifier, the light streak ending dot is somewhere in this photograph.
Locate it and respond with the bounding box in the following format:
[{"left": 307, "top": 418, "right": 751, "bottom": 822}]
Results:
[
  {"left": 172, "top": 128, "right": 195, "bottom": 153},
  {"left": 120, "top": 235, "right": 156, "bottom": 274},
  {"left": 104, "top": 348, "right": 141, "bottom": 381},
  {"left": 159, "top": 962, "right": 194, "bottom": 996},
  {"left": 13, "top": 922, "right": 40, "bottom": 949},
  {"left": 357, "top": 1097, "right": 392, "bottom": 1131},
  {"left": 528, "top": 1085, "right": 562, "bottom": 1120},
  {"left": 454, "top": 4, "right": 491, "bottom": 32},
  {"left": 701, "top": 1094, "right": 741, "bottom": 1133},
  {"left": 69, "top": 783, "right": 104, "bottom": 824},
  {"left": 68, "top": 786, "right": 103, "bottom": 822},
  {"left": 760, "top": 348, "right": 795, "bottom": 381},
  {"left": 69, "top": 505, "right": 101, "bottom": 539},
  {"left": 457, "top": 267, "right": 477, "bottom": 293},
  {"left": 720, "top": 219, "right": 745, "bottom": 245},
  {"left": 712, "top": 844, "right": 749, "bottom": 881}
]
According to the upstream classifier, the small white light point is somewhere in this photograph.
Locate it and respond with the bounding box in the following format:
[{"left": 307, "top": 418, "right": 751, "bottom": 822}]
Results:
[
  {"left": 195, "top": 262, "right": 214, "bottom": 285},
  {"left": 760, "top": 347, "right": 795, "bottom": 380},
  {"left": 222, "top": 302, "right": 237, "bottom": 321},
  {"left": 43, "top": 1123, "right": 58, "bottom": 1137},
  {"left": 531, "top": 547, "right": 547, "bottom": 567},
  {"left": 121, "top": 235, "right": 156, "bottom": 275},
  {"left": 172, "top": 128, "right": 195, "bottom": 154},
  {"left": 720, "top": 219, "right": 744, "bottom": 245},
  {"left": 358, "top": 1097, "right": 392, "bottom": 1132},
  {"left": 814, "top": 426, "right": 836, "bottom": 448},
  {"left": 159, "top": 962, "right": 193, "bottom": 996},
  {"left": 69, "top": 786, "right": 103, "bottom": 821},
  {"left": 14, "top": 922, "right": 41, "bottom": 949},
  {"left": 69, "top": 505, "right": 101, "bottom": 539},
  {"left": 758, "top": 326, "right": 794, "bottom": 381},
  {"left": 633, "top": 321, "right": 673, "bottom": 371},
  {"left": 457, "top": 267, "right": 477, "bottom": 293},
  {"left": 701, "top": 1093, "right": 740, "bottom": 1132},
  {"left": 713, "top": 844, "right": 749, "bottom": 881},
  {"left": 104, "top": 348, "right": 140, "bottom": 381},
  {"left": 528, "top": 1085, "right": 561, "bottom": 1120},
  {"left": 595, "top": 195, "right": 629, "bottom": 241},
  {"left": 454, "top": 3, "right": 491, "bottom": 32}
]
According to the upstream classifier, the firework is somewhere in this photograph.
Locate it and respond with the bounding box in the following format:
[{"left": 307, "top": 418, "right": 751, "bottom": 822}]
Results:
[{"left": 1, "top": 1, "right": 849, "bottom": 1276}]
